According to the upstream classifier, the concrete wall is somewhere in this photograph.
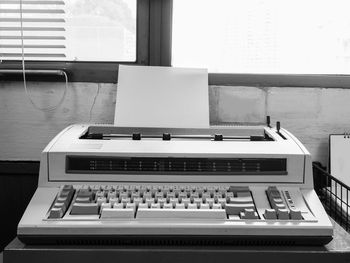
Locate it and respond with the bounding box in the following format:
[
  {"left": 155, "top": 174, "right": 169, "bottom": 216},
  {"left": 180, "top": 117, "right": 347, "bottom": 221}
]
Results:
[{"left": 1, "top": 81, "right": 350, "bottom": 164}]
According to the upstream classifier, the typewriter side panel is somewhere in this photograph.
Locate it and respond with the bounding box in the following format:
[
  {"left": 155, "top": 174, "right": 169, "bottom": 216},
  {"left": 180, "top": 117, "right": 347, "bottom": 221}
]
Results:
[
  {"left": 17, "top": 187, "right": 59, "bottom": 234},
  {"left": 38, "top": 125, "right": 85, "bottom": 187},
  {"left": 281, "top": 128, "right": 314, "bottom": 189}
]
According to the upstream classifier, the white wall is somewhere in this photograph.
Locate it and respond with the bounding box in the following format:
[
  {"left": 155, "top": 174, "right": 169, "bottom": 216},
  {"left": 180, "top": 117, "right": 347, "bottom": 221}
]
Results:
[{"left": 1, "top": 81, "right": 350, "bottom": 164}]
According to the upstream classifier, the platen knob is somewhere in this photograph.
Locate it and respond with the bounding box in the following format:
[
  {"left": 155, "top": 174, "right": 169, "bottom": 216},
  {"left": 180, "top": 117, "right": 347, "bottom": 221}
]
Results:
[
  {"left": 214, "top": 134, "right": 223, "bottom": 141},
  {"left": 132, "top": 133, "right": 141, "bottom": 140},
  {"left": 163, "top": 133, "right": 171, "bottom": 140}
]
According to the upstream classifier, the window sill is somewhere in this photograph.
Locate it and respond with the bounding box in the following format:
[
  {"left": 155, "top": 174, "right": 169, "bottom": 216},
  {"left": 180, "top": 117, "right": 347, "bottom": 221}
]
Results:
[{"left": 209, "top": 73, "right": 350, "bottom": 88}]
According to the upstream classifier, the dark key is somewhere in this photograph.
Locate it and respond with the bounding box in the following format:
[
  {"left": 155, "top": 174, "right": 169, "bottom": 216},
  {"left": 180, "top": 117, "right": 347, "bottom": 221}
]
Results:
[
  {"left": 228, "top": 186, "right": 250, "bottom": 193},
  {"left": 77, "top": 189, "right": 94, "bottom": 200},
  {"left": 62, "top": 185, "right": 74, "bottom": 191},
  {"left": 290, "top": 209, "right": 303, "bottom": 220},
  {"left": 71, "top": 203, "right": 99, "bottom": 215},
  {"left": 225, "top": 203, "right": 255, "bottom": 215},
  {"left": 48, "top": 207, "right": 63, "bottom": 219}
]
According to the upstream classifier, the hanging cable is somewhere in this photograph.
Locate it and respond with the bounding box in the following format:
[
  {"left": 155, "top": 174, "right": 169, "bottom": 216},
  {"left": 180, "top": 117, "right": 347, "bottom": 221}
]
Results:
[
  {"left": 88, "top": 83, "right": 101, "bottom": 123},
  {"left": 19, "top": 0, "right": 68, "bottom": 112}
]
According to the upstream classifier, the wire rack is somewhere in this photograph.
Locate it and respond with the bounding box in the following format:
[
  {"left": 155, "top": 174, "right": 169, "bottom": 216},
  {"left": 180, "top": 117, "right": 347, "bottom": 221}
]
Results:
[{"left": 313, "top": 162, "right": 350, "bottom": 232}]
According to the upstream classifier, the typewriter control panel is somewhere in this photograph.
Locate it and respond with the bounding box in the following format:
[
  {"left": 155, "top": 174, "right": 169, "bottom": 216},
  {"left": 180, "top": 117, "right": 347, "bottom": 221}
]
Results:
[{"left": 47, "top": 184, "right": 311, "bottom": 222}]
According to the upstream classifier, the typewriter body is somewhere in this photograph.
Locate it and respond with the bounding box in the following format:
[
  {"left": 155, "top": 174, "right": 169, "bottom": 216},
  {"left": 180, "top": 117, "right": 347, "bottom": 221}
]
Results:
[{"left": 18, "top": 123, "right": 333, "bottom": 245}]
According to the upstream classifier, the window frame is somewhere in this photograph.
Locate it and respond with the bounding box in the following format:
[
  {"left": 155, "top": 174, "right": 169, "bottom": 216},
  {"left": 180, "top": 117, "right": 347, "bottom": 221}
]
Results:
[{"left": 0, "top": 0, "right": 150, "bottom": 83}]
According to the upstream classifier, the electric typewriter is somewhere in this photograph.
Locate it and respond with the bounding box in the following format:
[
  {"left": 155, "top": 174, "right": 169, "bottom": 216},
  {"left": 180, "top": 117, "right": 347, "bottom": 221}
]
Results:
[{"left": 17, "top": 121, "right": 333, "bottom": 245}]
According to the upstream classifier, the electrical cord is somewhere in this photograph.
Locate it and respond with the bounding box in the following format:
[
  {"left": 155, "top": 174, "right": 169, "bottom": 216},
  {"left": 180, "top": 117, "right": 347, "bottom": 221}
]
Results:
[
  {"left": 88, "top": 83, "right": 101, "bottom": 122},
  {"left": 20, "top": 0, "right": 68, "bottom": 112}
]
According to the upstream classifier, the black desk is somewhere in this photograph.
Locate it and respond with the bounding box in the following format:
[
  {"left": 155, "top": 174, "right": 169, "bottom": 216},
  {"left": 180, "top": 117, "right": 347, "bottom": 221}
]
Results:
[{"left": 4, "top": 220, "right": 350, "bottom": 263}]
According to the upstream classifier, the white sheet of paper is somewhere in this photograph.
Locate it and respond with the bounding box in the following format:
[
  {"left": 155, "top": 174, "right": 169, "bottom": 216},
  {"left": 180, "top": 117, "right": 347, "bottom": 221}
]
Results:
[
  {"left": 114, "top": 65, "right": 209, "bottom": 128},
  {"left": 330, "top": 135, "right": 350, "bottom": 186}
]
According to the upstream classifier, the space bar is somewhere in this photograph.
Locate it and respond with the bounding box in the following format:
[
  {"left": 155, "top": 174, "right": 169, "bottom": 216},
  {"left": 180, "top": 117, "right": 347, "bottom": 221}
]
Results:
[{"left": 136, "top": 209, "right": 227, "bottom": 219}]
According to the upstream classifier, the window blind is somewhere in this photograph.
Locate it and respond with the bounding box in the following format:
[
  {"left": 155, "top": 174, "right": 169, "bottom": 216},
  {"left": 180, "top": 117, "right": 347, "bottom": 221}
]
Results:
[{"left": 0, "top": 0, "right": 66, "bottom": 60}]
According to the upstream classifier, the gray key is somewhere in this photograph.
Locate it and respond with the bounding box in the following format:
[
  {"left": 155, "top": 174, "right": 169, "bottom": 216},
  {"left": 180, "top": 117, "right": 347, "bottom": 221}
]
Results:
[
  {"left": 163, "top": 203, "right": 173, "bottom": 209},
  {"left": 202, "top": 193, "right": 211, "bottom": 199},
  {"left": 48, "top": 207, "right": 63, "bottom": 219},
  {"left": 119, "top": 192, "right": 129, "bottom": 199},
  {"left": 121, "top": 197, "right": 131, "bottom": 205},
  {"left": 236, "top": 191, "right": 251, "bottom": 197},
  {"left": 176, "top": 203, "right": 185, "bottom": 209},
  {"left": 155, "top": 192, "right": 164, "bottom": 198},
  {"left": 138, "top": 203, "right": 148, "bottom": 209},
  {"left": 169, "top": 198, "right": 179, "bottom": 206},
  {"left": 229, "top": 196, "right": 253, "bottom": 204},
  {"left": 217, "top": 198, "right": 227, "bottom": 207},
  {"left": 225, "top": 192, "right": 234, "bottom": 198},
  {"left": 264, "top": 209, "right": 277, "bottom": 219},
  {"left": 290, "top": 209, "right": 303, "bottom": 220},
  {"left": 212, "top": 203, "right": 222, "bottom": 209},
  {"left": 182, "top": 198, "right": 191, "bottom": 206},
  {"left": 107, "top": 191, "right": 117, "bottom": 199},
  {"left": 95, "top": 191, "right": 105, "bottom": 198},
  {"left": 59, "top": 190, "right": 73, "bottom": 198},
  {"left": 228, "top": 186, "right": 249, "bottom": 193},
  {"left": 62, "top": 185, "right": 74, "bottom": 191},
  {"left": 200, "top": 203, "right": 210, "bottom": 209},
  {"left": 96, "top": 197, "right": 107, "bottom": 205},
  {"left": 143, "top": 192, "right": 153, "bottom": 199},
  {"left": 75, "top": 197, "right": 91, "bottom": 203},
  {"left": 214, "top": 193, "right": 223, "bottom": 199},
  {"left": 206, "top": 198, "right": 215, "bottom": 206},
  {"left": 136, "top": 208, "right": 226, "bottom": 219},
  {"left": 193, "top": 198, "right": 202, "bottom": 205},
  {"left": 100, "top": 202, "right": 111, "bottom": 210},
  {"left": 71, "top": 203, "right": 99, "bottom": 215},
  {"left": 145, "top": 198, "right": 155, "bottom": 206},
  {"left": 277, "top": 208, "right": 289, "bottom": 220},
  {"left": 151, "top": 203, "right": 161, "bottom": 209},
  {"left": 53, "top": 202, "right": 66, "bottom": 211},
  {"left": 157, "top": 198, "right": 167, "bottom": 206},
  {"left": 187, "top": 203, "right": 197, "bottom": 209},
  {"left": 178, "top": 192, "right": 188, "bottom": 199},
  {"left": 190, "top": 192, "right": 199, "bottom": 199},
  {"left": 274, "top": 203, "right": 286, "bottom": 210},
  {"left": 101, "top": 208, "right": 135, "bottom": 219},
  {"left": 109, "top": 197, "right": 119, "bottom": 206},
  {"left": 77, "top": 189, "right": 94, "bottom": 199},
  {"left": 225, "top": 203, "right": 255, "bottom": 215},
  {"left": 126, "top": 203, "right": 136, "bottom": 211},
  {"left": 133, "top": 197, "right": 143, "bottom": 206},
  {"left": 167, "top": 192, "right": 176, "bottom": 199},
  {"left": 240, "top": 208, "right": 258, "bottom": 219}
]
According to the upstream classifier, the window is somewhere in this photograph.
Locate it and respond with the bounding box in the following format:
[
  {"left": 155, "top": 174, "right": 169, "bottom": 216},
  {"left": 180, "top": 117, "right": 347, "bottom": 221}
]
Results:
[
  {"left": 172, "top": 0, "right": 350, "bottom": 75},
  {"left": 0, "top": 0, "right": 149, "bottom": 82},
  {"left": 2, "top": 0, "right": 350, "bottom": 86},
  {"left": 0, "top": 0, "right": 137, "bottom": 61}
]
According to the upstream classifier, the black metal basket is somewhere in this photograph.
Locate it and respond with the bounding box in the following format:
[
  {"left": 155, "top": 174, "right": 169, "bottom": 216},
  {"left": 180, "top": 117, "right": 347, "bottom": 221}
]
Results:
[{"left": 313, "top": 162, "right": 350, "bottom": 232}]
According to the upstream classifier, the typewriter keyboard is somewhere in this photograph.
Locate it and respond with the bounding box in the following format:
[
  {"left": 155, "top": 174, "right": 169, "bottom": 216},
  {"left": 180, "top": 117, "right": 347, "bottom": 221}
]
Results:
[{"left": 47, "top": 185, "right": 305, "bottom": 221}]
